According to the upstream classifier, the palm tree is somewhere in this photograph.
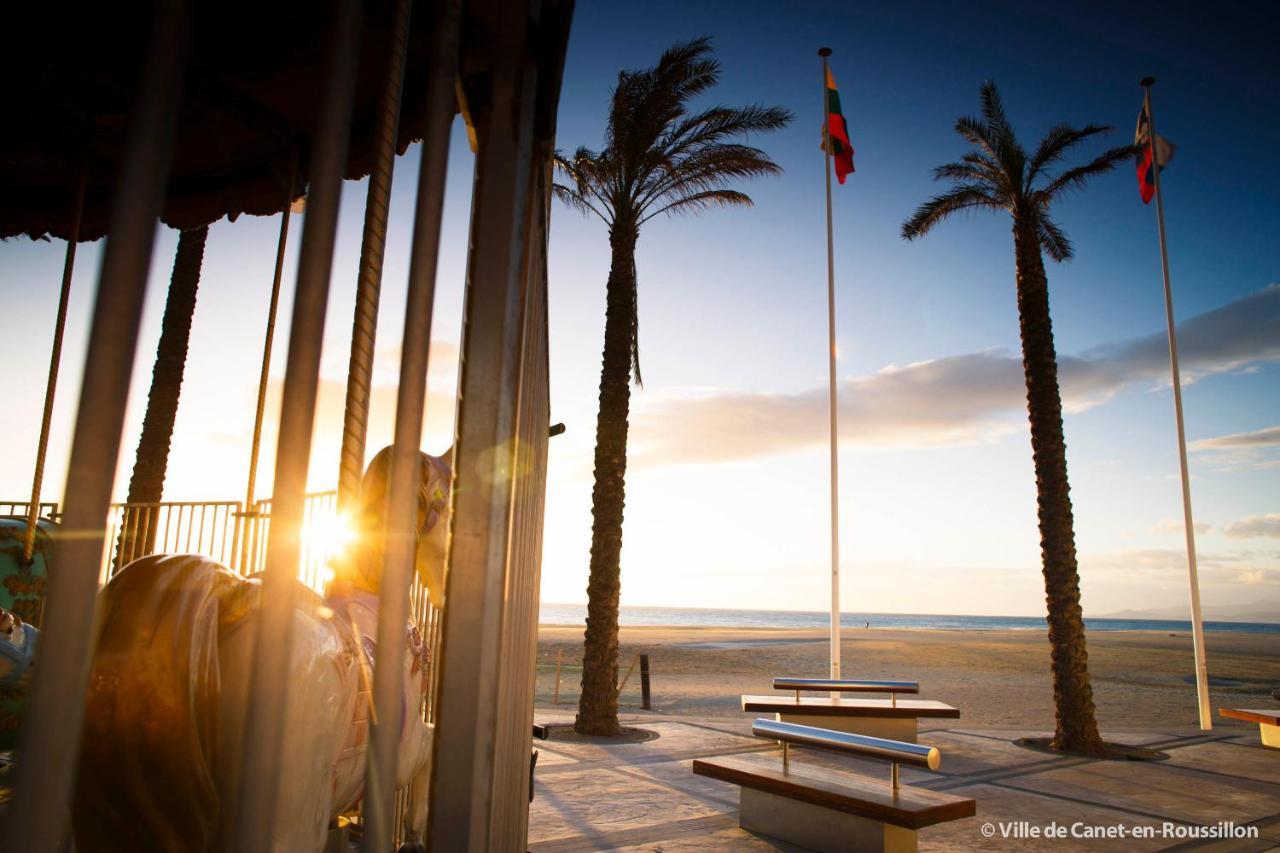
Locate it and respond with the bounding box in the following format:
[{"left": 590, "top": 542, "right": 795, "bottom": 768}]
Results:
[
  {"left": 553, "top": 37, "right": 791, "bottom": 735},
  {"left": 117, "top": 225, "right": 208, "bottom": 564},
  {"left": 902, "top": 82, "right": 1133, "bottom": 755}
]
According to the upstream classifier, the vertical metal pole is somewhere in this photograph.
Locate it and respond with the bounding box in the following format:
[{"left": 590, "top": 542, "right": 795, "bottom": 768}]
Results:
[
  {"left": 818, "top": 47, "right": 841, "bottom": 682},
  {"left": 1141, "top": 78, "right": 1210, "bottom": 731},
  {"left": 3, "top": 4, "right": 190, "bottom": 849},
  {"left": 337, "top": 0, "right": 414, "bottom": 512},
  {"left": 427, "top": 5, "right": 539, "bottom": 847},
  {"left": 360, "top": 1, "right": 459, "bottom": 847},
  {"left": 640, "top": 653, "right": 651, "bottom": 710},
  {"left": 239, "top": 163, "right": 296, "bottom": 571},
  {"left": 23, "top": 159, "right": 87, "bottom": 565},
  {"left": 232, "top": 2, "right": 362, "bottom": 848}
]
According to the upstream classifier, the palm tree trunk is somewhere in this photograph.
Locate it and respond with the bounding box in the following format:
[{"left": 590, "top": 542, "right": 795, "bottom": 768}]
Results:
[
  {"left": 576, "top": 225, "right": 638, "bottom": 736},
  {"left": 1012, "top": 221, "right": 1105, "bottom": 755},
  {"left": 117, "top": 226, "right": 208, "bottom": 565}
]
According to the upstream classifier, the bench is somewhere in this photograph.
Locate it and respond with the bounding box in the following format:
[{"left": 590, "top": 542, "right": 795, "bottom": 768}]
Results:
[
  {"left": 1219, "top": 707, "right": 1279, "bottom": 749},
  {"left": 743, "top": 678, "right": 959, "bottom": 743},
  {"left": 694, "top": 718, "right": 975, "bottom": 852}
]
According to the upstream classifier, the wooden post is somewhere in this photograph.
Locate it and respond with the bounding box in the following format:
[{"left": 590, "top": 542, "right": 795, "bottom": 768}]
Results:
[{"left": 640, "top": 653, "right": 651, "bottom": 710}]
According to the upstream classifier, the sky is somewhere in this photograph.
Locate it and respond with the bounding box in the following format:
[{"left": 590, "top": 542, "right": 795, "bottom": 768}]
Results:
[{"left": 2, "top": 0, "right": 1277, "bottom": 619}]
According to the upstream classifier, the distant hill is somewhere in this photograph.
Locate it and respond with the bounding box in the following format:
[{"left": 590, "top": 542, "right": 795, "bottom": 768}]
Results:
[{"left": 1100, "top": 602, "right": 1280, "bottom": 624}]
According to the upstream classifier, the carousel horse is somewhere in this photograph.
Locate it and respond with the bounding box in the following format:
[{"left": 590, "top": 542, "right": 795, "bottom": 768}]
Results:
[{"left": 72, "top": 447, "right": 451, "bottom": 853}]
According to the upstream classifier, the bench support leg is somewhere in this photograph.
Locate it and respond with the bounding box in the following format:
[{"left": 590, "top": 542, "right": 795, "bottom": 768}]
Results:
[
  {"left": 776, "top": 712, "right": 918, "bottom": 744},
  {"left": 1261, "top": 723, "right": 1279, "bottom": 749},
  {"left": 739, "top": 787, "right": 917, "bottom": 853}
]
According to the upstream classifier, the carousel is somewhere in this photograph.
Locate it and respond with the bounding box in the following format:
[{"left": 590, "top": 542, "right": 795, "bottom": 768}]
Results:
[{"left": 0, "top": 1, "right": 571, "bottom": 850}]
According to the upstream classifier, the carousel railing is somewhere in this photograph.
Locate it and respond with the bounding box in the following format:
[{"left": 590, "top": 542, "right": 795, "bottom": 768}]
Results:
[
  {"left": 105, "top": 499, "right": 242, "bottom": 576},
  {"left": 8, "top": 491, "right": 362, "bottom": 595},
  {"left": 0, "top": 502, "right": 59, "bottom": 520},
  {"left": 245, "top": 490, "right": 340, "bottom": 591}
]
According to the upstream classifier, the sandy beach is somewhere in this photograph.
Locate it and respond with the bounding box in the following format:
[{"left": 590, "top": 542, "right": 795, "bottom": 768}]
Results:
[{"left": 535, "top": 624, "right": 1280, "bottom": 732}]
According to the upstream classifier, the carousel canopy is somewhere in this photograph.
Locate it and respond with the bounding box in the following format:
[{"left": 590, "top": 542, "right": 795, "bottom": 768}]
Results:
[{"left": 1, "top": 1, "right": 458, "bottom": 242}]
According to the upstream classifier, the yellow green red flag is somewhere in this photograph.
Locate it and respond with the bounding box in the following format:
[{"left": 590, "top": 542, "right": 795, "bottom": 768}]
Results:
[{"left": 823, "top": 67, "right": 855, "bottom": 183}]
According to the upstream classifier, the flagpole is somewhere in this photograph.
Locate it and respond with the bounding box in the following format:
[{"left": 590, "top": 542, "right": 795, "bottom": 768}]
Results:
[
  {"left": 819, "top": 47, "right": 841, "bottom": 680},
  {"left": 1141, "top": 76, "right": 1211, "bottom": 731}
]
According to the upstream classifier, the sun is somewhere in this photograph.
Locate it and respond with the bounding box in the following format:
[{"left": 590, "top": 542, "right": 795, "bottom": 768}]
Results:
[{"left": 298, "top": 510, "right": 358, "bottom": 591}]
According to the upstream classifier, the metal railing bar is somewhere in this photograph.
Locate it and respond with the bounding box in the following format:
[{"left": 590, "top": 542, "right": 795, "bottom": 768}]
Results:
[
  {"left": 750, "top": 718, "right": 940, "bottom": 770},
  {"left": 231, "top": 1, "right": 363, "bottom": 847},
  {"left": 23, "top": 159, "right": 86, "bottom": 563},
  {"left": 427, "top": 0, "right": 537, "bottom": 843},
  {"left": 360, "top": 0, "right": 459, "bottom": 844},
  {"left": 241, "top": 162, "right": 296, "bottom": 572},
  {"left": 3, "top": 4, "right": 192, "bottom": 848}
]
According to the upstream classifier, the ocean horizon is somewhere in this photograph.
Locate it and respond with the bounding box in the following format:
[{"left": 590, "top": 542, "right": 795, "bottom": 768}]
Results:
[{"left": 538, "top": 603, "right": 1280, "bottom": 634}]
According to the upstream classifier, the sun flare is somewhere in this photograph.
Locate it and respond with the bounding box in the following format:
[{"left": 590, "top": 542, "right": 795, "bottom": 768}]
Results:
[{"left": 298, "top": 511, "right": 357, "bottom": 591}]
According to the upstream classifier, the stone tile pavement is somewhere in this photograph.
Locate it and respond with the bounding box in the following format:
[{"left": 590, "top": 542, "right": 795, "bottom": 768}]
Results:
[{"left": 528, "top": 710, "right": 1280, "bottom": 851}]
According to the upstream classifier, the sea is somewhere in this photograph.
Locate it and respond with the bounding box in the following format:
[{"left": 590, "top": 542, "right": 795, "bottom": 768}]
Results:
[{"left": 538, "top": 603, "right": 1280, "bottom": 635}]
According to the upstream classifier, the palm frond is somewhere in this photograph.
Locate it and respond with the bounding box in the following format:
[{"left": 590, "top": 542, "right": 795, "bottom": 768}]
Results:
[
  {"left": 629, "top": 256, "right": 642, "bottom": 386},
  {"left": 636, "top": 143, "right": 782, "bottom": 212},
  {"left": 1035, "top": 213, "right": 1074, "bottom": 262},
  {"left": 607, "top": 37, "right": 722, "bottom": 191},
  {"left": 553, "top": 147, "right": 615, "bottom": 224},
  {"left": 979, "top": 80, "right": 1013, "bottom": 142},
  {"left": 901, "top": 185, "right": 1002, "bottom": 241},
  {"left": 642, "top": 188, "right": 753, "bottom": 222},
  {"left": 955, "top": 116, "right": 999, "bottom": 158},
  {"left": 933, "top": 157, "right": 999, "bottom": 187},
  {"left": 1026, "top": 123, "right": 1113, "bottom": 188},
  {"left": 551, "top": 182, "right": 606, "bottom": 223},
  {"left": 661, "top": 104, "right": 794, "bottom": 158},
  {"left": 1036, "top": 143, "right": 1139, "bottom": 201}
]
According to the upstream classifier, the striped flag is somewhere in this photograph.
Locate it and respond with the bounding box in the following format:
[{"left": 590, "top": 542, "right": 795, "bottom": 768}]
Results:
[
  {"left": 1135, "top": 103, "right": 1175, "bottom": 203},
  {"left": 823, "top": 68, "right": 855, "bottom": 183}
]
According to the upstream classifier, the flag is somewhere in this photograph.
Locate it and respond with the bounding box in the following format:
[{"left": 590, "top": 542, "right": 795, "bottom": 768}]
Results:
[
  {"left": 823, "top": 67, "right": 855, "bottom": 183},
  {"left": 1134, "top": 103, "right": 1175, "bottom": 204}
]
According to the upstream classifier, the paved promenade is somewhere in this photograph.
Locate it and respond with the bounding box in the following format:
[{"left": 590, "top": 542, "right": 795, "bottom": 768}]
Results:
[{"left": 528, "top": 710, "right": 1280, "bottom": 851}]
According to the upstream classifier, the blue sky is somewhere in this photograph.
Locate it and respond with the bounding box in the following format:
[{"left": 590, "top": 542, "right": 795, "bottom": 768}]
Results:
[{"left": 2, "top": 0, "right": 1277, "bottom": 617}]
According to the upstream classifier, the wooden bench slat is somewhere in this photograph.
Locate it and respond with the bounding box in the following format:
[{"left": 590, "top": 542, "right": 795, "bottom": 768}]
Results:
[
  {"left": 1219, "top": 708, "right": 1280, "bottom": 726},
  {"left": 743, "top": 695, "right": 960, "bottom": 719},
  {"left": 693, "top": 753, "right": 975, "bottom": 830}
]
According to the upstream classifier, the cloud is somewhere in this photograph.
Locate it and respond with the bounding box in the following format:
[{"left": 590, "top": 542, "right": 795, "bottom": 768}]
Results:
[
  {"left": 1192, "top": 424, "right": 1280, "bottom": 451},
  {"left": 1150, "top": 518, "right": 1212, "bottom": 536},
  {"left": 1235, "top": 569, "right": 1280, "bottom": 586},
  {"left": 1190, "top": 424, "right": 1280, "bottom": 472},
  {"left": 1082, "top": 548, "right": 1279, "bottom": 586},
  {"left": 1084, "top": 549, "right": 1238, "bottom": 573},
  {"left": 1224, "top": 514, "right": 1280, "bottom": 539},
  {"left": 633, "top": 285, "right": 1280, "bottom": 465},
  {"left": 1075, "top": 283, "right": 1280, "bottom": 388}
]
